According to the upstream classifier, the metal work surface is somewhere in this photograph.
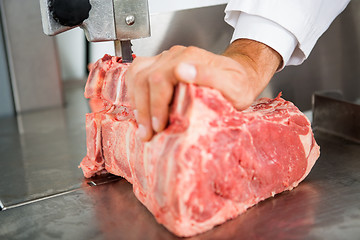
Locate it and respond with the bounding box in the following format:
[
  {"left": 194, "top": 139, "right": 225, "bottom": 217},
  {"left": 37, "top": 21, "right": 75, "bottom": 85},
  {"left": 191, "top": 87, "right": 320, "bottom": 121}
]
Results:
[
  {"left": 0, "top": 83, "right": 88, "bottom": 208},
  {"left": 1, "top": 85, "right": 360, "bottom": 239},
  {"left": 0, "top": 131, "right": 359, "bottom": 239}
]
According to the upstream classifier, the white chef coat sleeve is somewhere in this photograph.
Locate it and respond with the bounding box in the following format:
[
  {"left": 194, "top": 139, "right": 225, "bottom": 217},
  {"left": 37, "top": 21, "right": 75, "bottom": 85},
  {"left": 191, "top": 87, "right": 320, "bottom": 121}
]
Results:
[{"left": 224, "top": 0, "right": 350, "bottom": 68}]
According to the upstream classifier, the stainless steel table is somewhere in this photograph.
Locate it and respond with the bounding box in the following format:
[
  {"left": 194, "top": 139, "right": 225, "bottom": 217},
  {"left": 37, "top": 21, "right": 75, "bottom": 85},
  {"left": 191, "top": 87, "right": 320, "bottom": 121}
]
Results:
[{"left": 0, "top": 84, "right": 359, "bottom": 240}]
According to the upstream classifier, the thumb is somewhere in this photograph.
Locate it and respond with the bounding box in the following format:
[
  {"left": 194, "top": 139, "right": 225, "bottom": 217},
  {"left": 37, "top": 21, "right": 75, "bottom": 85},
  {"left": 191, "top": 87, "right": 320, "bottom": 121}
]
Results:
[
  {"left": 174, "top": 63, "right": 197, "bottom": 83},
  {"left": 175, "top": 62, "right": 225, "bottom": 88}
]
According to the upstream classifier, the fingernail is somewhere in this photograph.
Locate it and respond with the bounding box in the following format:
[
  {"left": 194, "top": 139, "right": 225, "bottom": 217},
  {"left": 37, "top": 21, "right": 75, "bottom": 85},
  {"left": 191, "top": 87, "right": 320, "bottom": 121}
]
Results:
[
  {"left": 177, "top": 63, "right": 196, "bottom": 82},
  {"left": 152, "top": 117, "right": 160, "bottom": 132},
  {"left": 136, "top": 124, "right": 147, "bottom": 139},
  {"left": 133, "top": 109, "right": 139, "bottom": 122}
]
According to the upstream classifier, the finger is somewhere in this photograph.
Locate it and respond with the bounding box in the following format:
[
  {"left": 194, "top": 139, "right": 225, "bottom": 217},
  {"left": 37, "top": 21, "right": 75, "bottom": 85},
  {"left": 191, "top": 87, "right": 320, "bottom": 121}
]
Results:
[
  {"left": 133, "top": 77, "right": 153, "bottom": 141},
  {"left": 126, "top": 56, "right": 157, "bottom": 107},
  {"left": 148, "top": 72, "right": 174, "bottom": 133},
  {"left": 175, "top": 62, "right": 254, "bottom": 110},
  {"left": 134, "top": 47, "right": 186, "bottom": 134}
]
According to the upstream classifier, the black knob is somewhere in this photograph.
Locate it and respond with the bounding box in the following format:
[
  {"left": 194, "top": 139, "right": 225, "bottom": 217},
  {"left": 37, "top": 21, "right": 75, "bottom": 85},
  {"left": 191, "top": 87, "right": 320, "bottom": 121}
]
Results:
[{"left": 50, "top": 0, "right": 91, "bottom": 27}]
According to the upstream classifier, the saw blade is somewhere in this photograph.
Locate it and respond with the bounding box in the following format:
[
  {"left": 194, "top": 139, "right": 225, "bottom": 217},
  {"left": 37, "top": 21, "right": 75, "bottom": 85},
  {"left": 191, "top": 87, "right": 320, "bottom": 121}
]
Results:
[{"left": 114, "top": 40, "right": 133, "bottom": 63}]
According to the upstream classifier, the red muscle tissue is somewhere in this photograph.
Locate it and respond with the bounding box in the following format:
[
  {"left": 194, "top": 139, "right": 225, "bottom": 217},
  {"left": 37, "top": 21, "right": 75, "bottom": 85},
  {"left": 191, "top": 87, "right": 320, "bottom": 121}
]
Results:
[{"left": 80, "top": 55, "right": 320, "bottom": 237}]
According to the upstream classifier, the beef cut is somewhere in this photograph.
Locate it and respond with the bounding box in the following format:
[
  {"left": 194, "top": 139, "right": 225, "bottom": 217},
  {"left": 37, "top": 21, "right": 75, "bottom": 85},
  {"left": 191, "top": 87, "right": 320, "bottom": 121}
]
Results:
[{"left": 80, "top": 54, "right": 320, "bottom": 237}]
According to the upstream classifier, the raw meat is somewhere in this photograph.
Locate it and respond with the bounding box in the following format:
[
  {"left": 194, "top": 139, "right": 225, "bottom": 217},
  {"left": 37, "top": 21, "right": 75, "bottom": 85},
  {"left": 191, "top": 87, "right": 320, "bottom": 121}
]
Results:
[{"left": 80, "top": 54, "right": 320, "bottom": 237}]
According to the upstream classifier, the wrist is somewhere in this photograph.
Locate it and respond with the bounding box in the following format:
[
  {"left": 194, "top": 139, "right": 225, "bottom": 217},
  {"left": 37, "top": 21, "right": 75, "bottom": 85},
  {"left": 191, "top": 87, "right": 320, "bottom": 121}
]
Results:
[{"left": 223, "top": 39, "right": 282, "bottom": 79}]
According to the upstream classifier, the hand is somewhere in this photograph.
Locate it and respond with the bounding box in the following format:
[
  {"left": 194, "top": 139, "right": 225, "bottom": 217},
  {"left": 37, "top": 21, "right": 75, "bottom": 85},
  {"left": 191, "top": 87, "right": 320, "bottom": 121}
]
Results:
[{"left": 126, "top": 39, "right": 281, "bottom": 141}]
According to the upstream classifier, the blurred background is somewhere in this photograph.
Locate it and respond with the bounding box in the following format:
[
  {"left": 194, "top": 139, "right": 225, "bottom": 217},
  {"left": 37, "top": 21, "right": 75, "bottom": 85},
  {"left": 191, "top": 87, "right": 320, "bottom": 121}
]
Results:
[{"left": 1, "top": 0, "right": 360, "bottom": 117}]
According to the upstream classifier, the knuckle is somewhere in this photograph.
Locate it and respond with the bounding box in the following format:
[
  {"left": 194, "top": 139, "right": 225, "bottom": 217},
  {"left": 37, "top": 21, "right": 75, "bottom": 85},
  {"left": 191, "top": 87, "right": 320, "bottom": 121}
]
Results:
[
  {"left": 184, "top": 46, "right": 201, "bottom": 56},
  {"left": 230, "top": 90, "right": 254, "bottom": 110},
  {"left": 231, "top": 86, "right": 244, "bottom": 98},
  {"left": 133, "top": 72, "right": 148, "bottom": 88},
  {"left": 226, "top": 85, "right": 246, "bottom": 109},
  {"left": 160, "top": 50, "right": 169, "bottom": 55},
  {"left": 231, "top": 98, "right": 246, "bottom": 110},
  {"left": 131, "top": 56, "right": 142, "bottom": 64},
  {"left": 158, "top": 50, "right": 169, "bottom": 59},
  {"left": 130, "top": 57, "right": 145, "bottom": 69},
  {"left": 148, "top": 72, "right": 164, "bottom": 85},
  {"left": 229, "top": 97, "right": 242, "bottom": 110},
  {"left": 169, "top": 45, "right": 185, "bottom": 52}
]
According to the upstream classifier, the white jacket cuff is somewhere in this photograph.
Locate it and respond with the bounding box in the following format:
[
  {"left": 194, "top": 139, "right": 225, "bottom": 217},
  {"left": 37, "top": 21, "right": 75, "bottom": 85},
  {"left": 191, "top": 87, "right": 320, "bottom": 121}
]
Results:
[
  {"left": 226, "top": 11, "right": 302, "bottom": 69},
  {"left": 224, "top": 0, "right": 350, "bottom": 68}
]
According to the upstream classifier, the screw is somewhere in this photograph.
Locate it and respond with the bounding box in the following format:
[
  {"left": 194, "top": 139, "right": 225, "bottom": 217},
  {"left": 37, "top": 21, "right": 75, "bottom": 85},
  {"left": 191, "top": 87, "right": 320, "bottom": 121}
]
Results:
[{"left": 125, "top": 15, "right": 135, "bottom": 25}]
